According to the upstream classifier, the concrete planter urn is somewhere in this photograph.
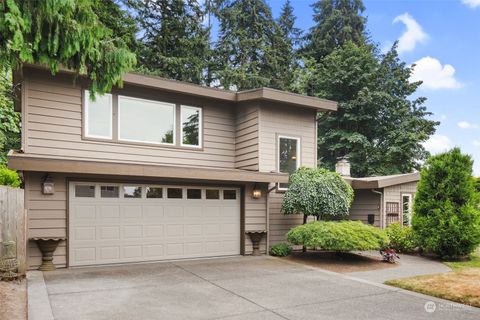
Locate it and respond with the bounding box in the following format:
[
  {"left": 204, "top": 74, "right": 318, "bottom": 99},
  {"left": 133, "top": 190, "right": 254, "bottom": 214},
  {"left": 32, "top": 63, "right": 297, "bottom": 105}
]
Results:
[
  {"left": 31, "top": 238, "right": 65, "bottom": 271},
  {"left": 245, "top": 231, "right": 266, "bottom": 256}
]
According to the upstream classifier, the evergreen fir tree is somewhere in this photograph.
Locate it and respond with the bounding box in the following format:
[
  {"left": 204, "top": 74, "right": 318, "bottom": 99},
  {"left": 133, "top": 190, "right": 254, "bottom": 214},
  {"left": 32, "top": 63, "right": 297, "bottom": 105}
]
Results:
[
  {"left": 213, "top": 0, "right": 278, "bottom": 90},
  {"left": 303, "top": 0, "right": 366, "bottom": 61},
  {"left": 133, "top": 0, "right": 210, "bottom": 84},
  {"left": 269, "top": 0, "right": 302, "bottom": 90}
]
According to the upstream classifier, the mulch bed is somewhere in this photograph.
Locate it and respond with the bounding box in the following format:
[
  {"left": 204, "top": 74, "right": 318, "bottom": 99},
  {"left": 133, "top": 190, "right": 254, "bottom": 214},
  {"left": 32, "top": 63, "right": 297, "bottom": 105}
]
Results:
[
  {"left": 0, "top": 278, "right": 27, "bottom": 320},
  {"left": 284, "top": 251, "right": 398, "bottom": 273}
]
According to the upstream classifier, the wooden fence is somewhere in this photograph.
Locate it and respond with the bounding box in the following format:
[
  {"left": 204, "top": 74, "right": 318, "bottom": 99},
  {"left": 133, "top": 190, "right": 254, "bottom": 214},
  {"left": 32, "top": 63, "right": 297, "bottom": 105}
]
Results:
[{"left": 0, "top": 186, "right": 26, "bottom": 276}]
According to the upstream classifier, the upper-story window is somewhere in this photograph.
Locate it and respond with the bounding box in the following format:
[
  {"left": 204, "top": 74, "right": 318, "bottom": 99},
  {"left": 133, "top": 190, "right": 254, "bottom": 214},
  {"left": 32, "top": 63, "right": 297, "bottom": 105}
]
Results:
[
  {"left": 181, "top": 105, "right": 201, "bottom": 147},
  {"left": 278, "top": 136, "right": 300, "bottom": 189},
  {"left": 83, "top": 91, "right": 202, "bottom": 149},
  {"left": 118, "top": 96, "right": 175, "bottom": 145},
  {"left": 84, "top": 91, "right": 112, "bottom": 139}
]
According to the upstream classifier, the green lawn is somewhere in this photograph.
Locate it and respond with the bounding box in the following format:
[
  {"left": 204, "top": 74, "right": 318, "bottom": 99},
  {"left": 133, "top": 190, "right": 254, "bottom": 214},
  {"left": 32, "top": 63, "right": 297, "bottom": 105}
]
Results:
[{"left": 385, "top": 248, "right": 480, "bottom": 307}]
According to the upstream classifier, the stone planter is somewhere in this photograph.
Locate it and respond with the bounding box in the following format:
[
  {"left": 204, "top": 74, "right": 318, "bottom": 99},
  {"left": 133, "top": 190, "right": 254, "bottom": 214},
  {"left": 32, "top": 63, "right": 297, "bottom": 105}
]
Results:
[
  {"left": 31, "top": 238, "right": 65, "bottom": 271},
  {"left": 245, "top": 231, "right": 266, "bottom": 256}
]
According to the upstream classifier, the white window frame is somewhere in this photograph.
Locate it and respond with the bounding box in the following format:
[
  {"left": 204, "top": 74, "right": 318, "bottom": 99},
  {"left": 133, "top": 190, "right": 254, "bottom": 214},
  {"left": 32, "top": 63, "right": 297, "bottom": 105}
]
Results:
[
  {"left": 180, "top": 105, "right": 202, "bottom": 148},
  {"left": 402, "top": 193, "right": 413, "bottom": 227},
  {"left": 84, "top": 91, "right": 113, "bottom": 139},
  {"left": 277, "top": 135, "right": 301, "bottom": 191},
  {"left": 117, "top": 95, "right": 176, "bottom": 145}
]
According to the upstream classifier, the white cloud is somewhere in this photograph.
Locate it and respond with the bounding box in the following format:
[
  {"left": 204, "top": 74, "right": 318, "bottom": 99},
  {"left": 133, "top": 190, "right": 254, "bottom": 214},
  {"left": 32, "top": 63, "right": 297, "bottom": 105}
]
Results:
[
  {"left": 473, "top": 139, "right": 480, "bottom": 147},
  {"left": 393, "top": 13, "right": 428, "bottom": 53},
  {"left": 462, "top": 0, "right": 480, "bottom": 8},
  {"left": 410, "top": 57, "right": 462, "bottom": 90},
  {"left": 423, "top": 134, "right": 453, "bottom": 154},
  {"left": 458, "top": 121, "right": 479, "bottom": 129}
]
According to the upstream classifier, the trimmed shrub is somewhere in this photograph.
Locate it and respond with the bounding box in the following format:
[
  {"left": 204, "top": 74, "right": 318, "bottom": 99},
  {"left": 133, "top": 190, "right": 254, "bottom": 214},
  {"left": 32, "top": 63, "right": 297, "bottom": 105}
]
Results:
[
  {"left": 282, "top": 167, "right": 354, "bottom": 221},
  {"left": 286, "top": 220, "right": 389, "bottom": 251},
  {"left": 412, "top": 148, "right": 480, "bottom": 259},
  {"left": 0, "top": 166, "right": 21, "bottom": 187},
  {"left": 385, "top": 223, "right": 417, "bottom": 253},
  {"left": 270, "top": 243, "right": 292, "bottom": 257}
]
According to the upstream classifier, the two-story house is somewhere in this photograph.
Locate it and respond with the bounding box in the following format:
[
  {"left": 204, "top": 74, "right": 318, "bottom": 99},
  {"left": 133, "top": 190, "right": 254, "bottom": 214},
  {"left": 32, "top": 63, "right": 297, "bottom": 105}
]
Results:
[{"left": 8, "top": 65, "right": 338, "bottom": 269}]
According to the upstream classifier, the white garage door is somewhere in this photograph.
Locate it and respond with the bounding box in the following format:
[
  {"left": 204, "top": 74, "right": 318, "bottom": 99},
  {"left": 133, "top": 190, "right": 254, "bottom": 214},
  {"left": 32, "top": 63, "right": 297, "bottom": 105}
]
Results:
[{"left": 69, "top": 182, "right": 241, "bottom": 266}]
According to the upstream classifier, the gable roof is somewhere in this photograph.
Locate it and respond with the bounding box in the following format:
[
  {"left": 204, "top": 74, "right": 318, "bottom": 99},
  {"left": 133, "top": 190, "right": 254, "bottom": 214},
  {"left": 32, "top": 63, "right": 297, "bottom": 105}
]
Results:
[
  {"left": 344, "top": 172, "right": 420, "bottom": 189},
  {"left": 14, "top": 65, "right": 338, "bottom": 112}
]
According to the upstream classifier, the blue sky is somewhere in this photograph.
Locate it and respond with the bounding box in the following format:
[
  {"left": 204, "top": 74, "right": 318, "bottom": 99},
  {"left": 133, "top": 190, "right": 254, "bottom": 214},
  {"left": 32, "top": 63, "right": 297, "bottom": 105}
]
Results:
[{"left": 265, "top": 0, "right": 480, "bottom": 175}]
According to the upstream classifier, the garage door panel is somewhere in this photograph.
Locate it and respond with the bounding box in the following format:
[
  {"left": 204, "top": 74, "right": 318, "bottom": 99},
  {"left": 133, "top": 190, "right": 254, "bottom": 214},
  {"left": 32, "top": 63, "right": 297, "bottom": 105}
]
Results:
[{"left": 69, "top": 183, "right": 241, "bottom": 266}]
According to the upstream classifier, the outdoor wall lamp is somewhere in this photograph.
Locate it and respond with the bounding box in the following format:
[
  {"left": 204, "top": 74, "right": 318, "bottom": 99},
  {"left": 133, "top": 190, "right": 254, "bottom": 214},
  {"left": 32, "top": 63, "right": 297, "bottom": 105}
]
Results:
[
  {"left": 252, "top": 183, "right": 262, "bottom": 199},
  {"left": 42, "top": 174, "right": 55, "bottom": 195}
]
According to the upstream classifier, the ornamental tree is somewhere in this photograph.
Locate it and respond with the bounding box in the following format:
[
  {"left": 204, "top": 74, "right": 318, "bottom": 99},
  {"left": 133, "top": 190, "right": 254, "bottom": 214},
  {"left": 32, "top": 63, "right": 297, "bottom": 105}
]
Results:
[
  {"left": 412, "top": 148, "right": 480, "bottom": 259},
  {"left": 281, "top": 167, "right": 354, "bottom": 223}
]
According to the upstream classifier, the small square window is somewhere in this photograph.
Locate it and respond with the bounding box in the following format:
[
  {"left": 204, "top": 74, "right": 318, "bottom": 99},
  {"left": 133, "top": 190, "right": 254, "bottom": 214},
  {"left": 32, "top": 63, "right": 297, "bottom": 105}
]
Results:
[
  {"left": 146, "top": 187, "right": 163, "bottom": 198},
  {"left": 187, "top": 189, "right": 202, "bottom": 199},
  {"left": 223, "top": 190, "right": 237, "bottom": 200},
  {"left": 206, "top": 189, "right": 220, "bottom": 200},
  {"left": 124, "top": 186, "right": 142, "bottom": 198},
  {"left": 75, "top": 185, "right": 95, "bottom": 198},
  {"left": 101, "top": 186, "right": 119, "bottom": 198},
  {"left": 167, "top": 188, "right": 183, "bottom": 199}
]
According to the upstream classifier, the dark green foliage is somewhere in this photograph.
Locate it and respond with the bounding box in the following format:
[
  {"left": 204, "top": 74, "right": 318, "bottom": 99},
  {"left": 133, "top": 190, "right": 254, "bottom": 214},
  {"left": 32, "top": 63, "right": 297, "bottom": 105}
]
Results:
[
  {"left": 269, "top": 0, "right": 302, "bottom": 91},
  {"left": 412, "top": 148, "right": 480, "bottom": 259},
  {"left": 0, "top": 166, "right": 21, "bottom": 187},
  {"left": 385, "top": 223, "right": 417, "bottom": 253},
  {"left": 281, "top": 167, "right": 354, "bottom": 219},
  {"left": 0, "top": 0, "right": 136, "bottom": 96},
  {"left": 287, "top": 221, "right": 389, "bottom": 251},
  {"left": 270, "top": 243, "right": 292, "bottom": 257},
  {"left": 132, "top": 0, "right": 210, "bottom": 84},
  {"left": 475, "top": 177, "right": 480, "bottom": 193},
  {"left": 213, "top": 0, "right": 279, "bottom": 90},
  {"left": 0, "top": 69, "right": 20, "bottom": 165},
  {"left": 94, "top": 0, "right": 138, "bottom": 51},
  {"left": 302, "top": 0, "right": 366, "bottom": 61},
  {"left": 310, "top": 42, "right": 437, "bottom": 176}
]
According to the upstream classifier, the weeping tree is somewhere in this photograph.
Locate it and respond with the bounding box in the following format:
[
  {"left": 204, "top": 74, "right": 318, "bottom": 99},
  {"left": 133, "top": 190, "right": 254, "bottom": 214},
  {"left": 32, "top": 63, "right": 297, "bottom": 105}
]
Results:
[{"left": 281, "top": 167, "right": 354, "bottom": 224}]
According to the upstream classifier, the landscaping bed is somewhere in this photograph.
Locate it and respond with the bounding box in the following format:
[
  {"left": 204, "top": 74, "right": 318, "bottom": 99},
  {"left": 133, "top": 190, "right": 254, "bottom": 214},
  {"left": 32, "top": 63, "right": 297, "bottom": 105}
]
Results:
[
  {"left": 284, "top": 250, "right": 397, "bottom": 273},
  {"left": 0, "top": 279, "right": 27, "bottom": 320}
]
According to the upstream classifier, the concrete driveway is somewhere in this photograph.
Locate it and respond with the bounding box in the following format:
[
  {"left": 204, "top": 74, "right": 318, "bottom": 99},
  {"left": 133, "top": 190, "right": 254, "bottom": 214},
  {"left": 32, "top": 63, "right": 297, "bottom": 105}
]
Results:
[{"left": 30, "top": 256, "right": 479, "bottom": 320}]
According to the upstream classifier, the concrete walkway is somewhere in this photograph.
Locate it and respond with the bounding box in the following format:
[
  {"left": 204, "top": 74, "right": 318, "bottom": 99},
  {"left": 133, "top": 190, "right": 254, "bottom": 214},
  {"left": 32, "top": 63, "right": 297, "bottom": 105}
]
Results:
[
  {"left": 346, "top": 253, "right": 452, "bottom": 283},
  {"left": 29, "top": 256, "right": 478, "bottom": 320}
]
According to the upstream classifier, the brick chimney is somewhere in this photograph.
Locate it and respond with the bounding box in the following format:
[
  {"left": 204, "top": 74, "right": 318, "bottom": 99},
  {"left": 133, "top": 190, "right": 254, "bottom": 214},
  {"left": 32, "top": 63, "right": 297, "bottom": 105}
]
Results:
[{"left": 335, "top": 157, "right": 351, "bottom": 177}]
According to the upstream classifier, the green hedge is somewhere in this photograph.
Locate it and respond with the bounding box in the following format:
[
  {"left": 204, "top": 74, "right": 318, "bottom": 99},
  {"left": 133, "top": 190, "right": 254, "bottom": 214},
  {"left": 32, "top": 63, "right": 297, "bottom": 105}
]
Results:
[
  {"left": 385, "top": 223, "right": 417, "bottom": 253},
  {"left": 287, "top": 220, "right": 389, "bottom": 251},
  {"left": 0, "top": 167, "right": 21, "bottom": 187},
  {"left": 270, "top": 243, "right": 292, "bottom": 257}
]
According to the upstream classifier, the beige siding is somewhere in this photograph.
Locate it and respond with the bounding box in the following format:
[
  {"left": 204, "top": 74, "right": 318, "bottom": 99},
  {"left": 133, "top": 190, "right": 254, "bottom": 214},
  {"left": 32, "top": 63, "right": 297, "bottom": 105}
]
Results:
[
  {"left": 25, "top": 172, "right": 68, "bottom": 269},
  {"left": 244, "top": 183, "right": 267, "bottom": 254},
  {"left": 260, "top": 103, "right": 318, "bottom": 248},
  {"left": 258, "top": 103, "right": 317, "bottom": 172},
  {"left": 25, "top": 73, "right": 236, "bottom": 169},
  {"left": 383, "top": 181, "right": 417, "bottom": 227},
  {"left": 348, "top": 190, "right": 381, "bottom": 227},
  {"left": 235, "top": 104, "right": 259, "bottom": 170}
]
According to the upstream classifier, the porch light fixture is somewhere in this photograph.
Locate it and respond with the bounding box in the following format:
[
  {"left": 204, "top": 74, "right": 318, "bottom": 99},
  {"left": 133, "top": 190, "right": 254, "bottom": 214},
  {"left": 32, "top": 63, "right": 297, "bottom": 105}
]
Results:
[
  {"left": 42, "top": 174, "right": 55, "bottom": 195},
  {"left": 252, "top": 183, "right": 262, "bottom": 199}
]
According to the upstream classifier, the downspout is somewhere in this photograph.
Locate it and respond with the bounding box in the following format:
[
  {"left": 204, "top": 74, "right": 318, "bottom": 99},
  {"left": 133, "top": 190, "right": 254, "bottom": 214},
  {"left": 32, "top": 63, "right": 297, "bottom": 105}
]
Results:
[
  {"left": 371, "top": 189, "right": 383, "bottom": 229},
  {"left": 266, "top": 184, "right": 277, "bottom": 255}
]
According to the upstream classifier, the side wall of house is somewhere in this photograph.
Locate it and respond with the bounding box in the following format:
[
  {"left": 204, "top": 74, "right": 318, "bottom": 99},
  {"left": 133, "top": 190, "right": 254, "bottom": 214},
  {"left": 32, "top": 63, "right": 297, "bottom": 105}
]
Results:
[
  {"left": 235, "top": 103, "right": 259, "bottom": 171},
  {"left": 23, "top": 69, "right": 237, "bottom": 170},
  {"left": 260, "top": 103, "right": 318, "bottom": 247},
  {"left": 348, "top": 189, "right": 381, "bottom": 227},
  {"left": 24, "top": 171, "right": 266, "bottom": 268},
  {"left": 383, "top": 181, "right": 418, "bottom": 227}
]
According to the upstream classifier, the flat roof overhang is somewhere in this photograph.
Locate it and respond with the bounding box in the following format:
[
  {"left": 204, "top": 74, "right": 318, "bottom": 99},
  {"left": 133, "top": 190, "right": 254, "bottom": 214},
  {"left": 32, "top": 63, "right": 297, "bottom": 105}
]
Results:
[
  {"left": 343, "top": 172, "right": 420, "bottom": 189},
  {"left": 15, "top": 65, "right": 338, "bottom": 112},
  {"left": 7, "top": 152, "right": 289, "bottom": 184}
]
